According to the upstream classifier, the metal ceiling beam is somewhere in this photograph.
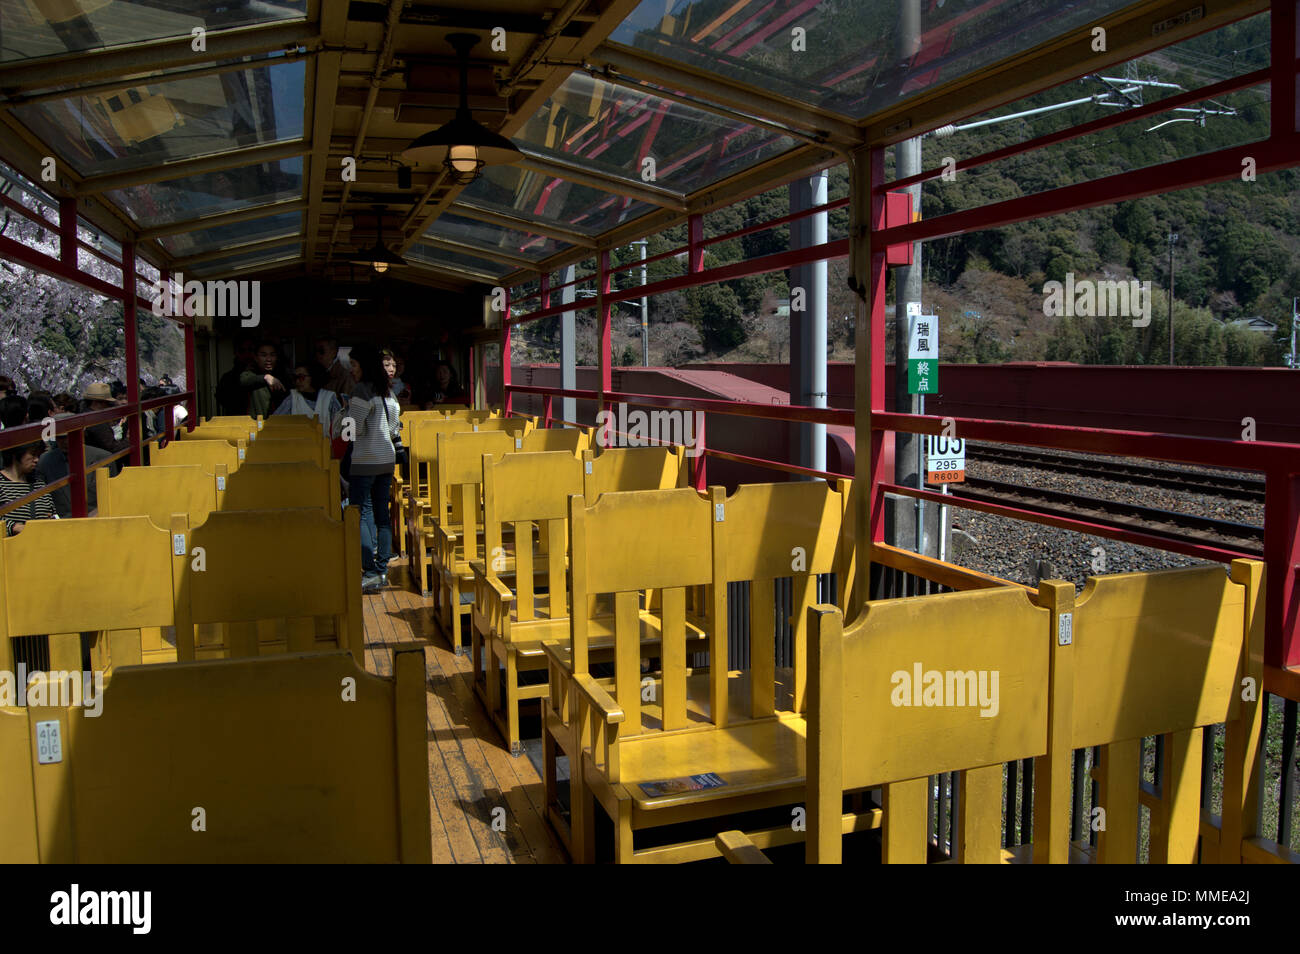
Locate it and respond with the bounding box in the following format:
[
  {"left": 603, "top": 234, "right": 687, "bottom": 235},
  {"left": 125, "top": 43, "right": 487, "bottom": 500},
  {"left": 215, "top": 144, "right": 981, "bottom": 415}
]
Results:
[
  {"left": 405, "top": 258, "right": 500, "bottom": 285},
  {"left": 188, "top": 255, "right": 304, "bottom": 279},
  {"left": 579, "top": 66, "right": 828, "bottom": 148},
  {"left": 173, "top": 235, "right": 301, "bottom": 269},
  {"left": 304, "top": 0, "right": 351, "bottom": 273},
  {"left": 515, "top": 152, "right": 688, "bottom": 211},
  {"left": 449, "top": 203, "right": 596, "bottom": 248},
  {"left": 860, "top": 0, "right": 1269, "bottom": 146},
  {"left": 323, "top": 0, "right": 404, "bottom": 270},
  {"left": 137, "top": 198, "right": 309, "bottom": 240},
  {"left": 417, "top": 234, "right": 539, "bottom": 270},
  {"left": 401, "top": 0, "right": 644, "bottom": 251},
  {"left": 0, "top": 49, "right": 318, "bottom": 109},
  {"left": 0, "top": 21, "right": 318, "bottom": 94},
  {"left": 75, "top": 141, "right": 312, "bottom": 195},
  {"left": 586, "top": 43, "right": 863, "bottom": 147}
]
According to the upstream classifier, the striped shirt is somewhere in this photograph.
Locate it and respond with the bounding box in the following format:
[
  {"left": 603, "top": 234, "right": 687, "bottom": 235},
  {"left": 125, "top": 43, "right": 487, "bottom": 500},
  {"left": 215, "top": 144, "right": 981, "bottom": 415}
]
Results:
[
  {"left": 1, "top": 470, "right": 58, "bottom": 536},
  {"left": 342, "top": 383, "right": 400, "bottom": 477}
]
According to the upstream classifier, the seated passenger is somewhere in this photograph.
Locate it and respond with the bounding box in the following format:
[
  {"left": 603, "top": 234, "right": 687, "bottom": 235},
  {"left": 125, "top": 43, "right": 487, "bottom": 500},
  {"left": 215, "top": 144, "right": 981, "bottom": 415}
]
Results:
[
  {"left": 35, "top": 416, "right": 112, "bottom": 518},
  {"left": 1, "top": 440, "right": 58, "bottom": 535},
  {"left": 273, "top": 364, "right": 341, "bottom": 437}
]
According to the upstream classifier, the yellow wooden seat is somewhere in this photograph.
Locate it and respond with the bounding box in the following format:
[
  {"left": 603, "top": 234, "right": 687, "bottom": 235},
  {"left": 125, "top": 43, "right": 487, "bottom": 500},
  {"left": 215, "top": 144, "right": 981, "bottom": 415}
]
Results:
[
  {"left": 429, "top": 429, "right": 515, "bottom": 653},
  {"left": 220, "top": 460, "right": 341, "bottom": 514},
  {"left": 181, "top": 422, "right": 259, "bottom": 445},
  {"left": 152, "top": 437, "right": 243, "bottom": 471},
  {"left": 96, "top": 463, "right": 218, "bottom": 526},
  {"left": 2, "top": 649, "right": 430, "bottom": 863},
  {"left": 520, "top": 426, "right": 589, "bottom": 455},
  {"left": 469, "top": 447, "right": 699, "bottom": 755},
  {"left": 176, "top": 507, "right": 363, "bottom": 665},
  {"left": 1045, "top": 561, "right": 1265, "bottom": 865},
  {"left": 243, "top": 435, "right": 330, "bottom": 467},
  {"left": 548, "top": 479, "right": 855, "bottom": 863},
  {"left": 719, "top": 559, "right": 1265, "bottom": 864},
  {"left": 406, "top": 416, "right": 480, "bottom": 598}
]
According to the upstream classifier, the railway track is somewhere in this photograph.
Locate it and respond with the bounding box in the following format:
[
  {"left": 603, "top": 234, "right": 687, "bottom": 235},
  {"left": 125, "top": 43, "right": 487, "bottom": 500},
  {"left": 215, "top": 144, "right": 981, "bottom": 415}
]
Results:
[
  {"left": 967, "top": 443, "right": 1266, "bottom": 502},
  {"left": 949, "top": 476, "right": 1264, "bottom": 556}
]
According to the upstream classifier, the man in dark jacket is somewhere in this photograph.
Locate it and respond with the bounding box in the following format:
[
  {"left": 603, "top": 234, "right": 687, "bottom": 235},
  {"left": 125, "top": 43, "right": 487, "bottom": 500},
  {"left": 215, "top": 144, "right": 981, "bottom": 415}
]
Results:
[
  {"left": 82, "top": 381, "right": 129, "bottom": 474},
  {"left": 241, "top": 340, "right": 290, "bottom": 418},
  {"left": 216, "top": 337, "right": 256, "bottom": 415}
]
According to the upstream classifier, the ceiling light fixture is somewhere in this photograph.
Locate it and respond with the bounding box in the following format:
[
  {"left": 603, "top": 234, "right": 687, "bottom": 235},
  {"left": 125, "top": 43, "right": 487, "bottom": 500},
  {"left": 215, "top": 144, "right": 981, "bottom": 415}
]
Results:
[
  {"left": 401, "top": 32, "right": 522, "bottom": 185},
  {"left": 350, "top": 206, "right": 407, "bottom": 273}
]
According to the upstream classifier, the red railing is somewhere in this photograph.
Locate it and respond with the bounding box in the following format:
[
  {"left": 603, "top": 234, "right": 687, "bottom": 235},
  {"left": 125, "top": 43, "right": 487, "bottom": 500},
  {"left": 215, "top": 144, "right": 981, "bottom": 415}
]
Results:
[{"left": 0, "top": 392, "right": 196, "bottom": 520}]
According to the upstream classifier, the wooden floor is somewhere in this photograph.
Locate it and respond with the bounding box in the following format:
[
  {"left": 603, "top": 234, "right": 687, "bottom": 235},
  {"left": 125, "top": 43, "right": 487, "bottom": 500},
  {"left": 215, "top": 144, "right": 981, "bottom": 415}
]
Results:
[{"left": 361, "top": 566, "right": 568, "bottom": 864}]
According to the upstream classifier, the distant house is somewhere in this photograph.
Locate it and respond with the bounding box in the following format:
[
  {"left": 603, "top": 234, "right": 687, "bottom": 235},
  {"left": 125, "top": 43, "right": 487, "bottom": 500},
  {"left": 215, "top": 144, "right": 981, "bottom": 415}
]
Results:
[{"left": 1229, "top": 316, "right": 1278, "bottom": 334}]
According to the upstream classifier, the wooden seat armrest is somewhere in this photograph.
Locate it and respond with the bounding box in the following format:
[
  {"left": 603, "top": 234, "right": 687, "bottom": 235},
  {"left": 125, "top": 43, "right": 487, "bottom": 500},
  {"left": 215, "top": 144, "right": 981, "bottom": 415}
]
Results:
[
  {"left": 573, "top": 673, "right": 624, "bottom": 725},
  {"left": 715, "top": 831, "right": 773, "bottom": 864},
  {"left": 469, "top": 561, "right": 514, "bottom": 605}
]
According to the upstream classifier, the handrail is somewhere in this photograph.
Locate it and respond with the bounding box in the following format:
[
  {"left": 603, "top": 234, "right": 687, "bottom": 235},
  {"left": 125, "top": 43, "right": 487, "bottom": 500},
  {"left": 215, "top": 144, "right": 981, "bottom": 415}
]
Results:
[{"left": 0, "top": 390, "right": 195, "bottom": 520}]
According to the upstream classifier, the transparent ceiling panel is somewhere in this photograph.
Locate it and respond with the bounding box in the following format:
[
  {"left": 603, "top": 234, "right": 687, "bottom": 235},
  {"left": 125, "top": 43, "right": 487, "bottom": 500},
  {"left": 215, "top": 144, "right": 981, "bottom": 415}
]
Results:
[
  {"left": 158, "top": 209, "right": 301, "bottom": 258},
  {"left": 13, "top": 58, "right": 306, "bottom": 178},
  {"left": 2, "top": 0, "right": 307, "bottom": 63},
  {"left": 109, "top": 156, "right": 302, "bottom": 228},
  {"left": 514, "top": 72, "right": 797, "bottom": 192},
  {"left": 426, "top": 210, "right": 572, "bottom": 262},
  {"left": 610, "top": 0, "right": 1141, "bottom": 121},
  {"left": 407, "top": 243, "right": 512, "bottom": 280},
  {"left": 457, "top": 164, "right": 654, "bottom": 236},
  {"left": 188, "top": 241, "right": 299, "bottom": 278}
]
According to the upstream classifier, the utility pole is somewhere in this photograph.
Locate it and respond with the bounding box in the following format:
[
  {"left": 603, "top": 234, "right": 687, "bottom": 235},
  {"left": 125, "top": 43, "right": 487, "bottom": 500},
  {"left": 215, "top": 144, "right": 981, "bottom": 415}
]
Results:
[
  {"left": 633, "top": 239, "right": 649, "bottom": 366},
  {"left": 893, "top": 0, "right": 929, "bottom": 556},
  {"left": 1290, "top": 297, "right": 1298, "bottom": 369},
  {"left": 1168, "top": 231, "right": 1178, "bottom": 365}
]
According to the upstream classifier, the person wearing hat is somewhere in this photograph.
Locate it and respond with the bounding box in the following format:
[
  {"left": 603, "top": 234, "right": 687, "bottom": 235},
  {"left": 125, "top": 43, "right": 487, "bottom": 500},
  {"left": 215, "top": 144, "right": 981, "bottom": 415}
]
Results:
[
  {"left": 36, "top": 413, "right": 111, "bottom": 517},
  {"left": 82, "top": 381, "right": 129, "bottom": 465}
]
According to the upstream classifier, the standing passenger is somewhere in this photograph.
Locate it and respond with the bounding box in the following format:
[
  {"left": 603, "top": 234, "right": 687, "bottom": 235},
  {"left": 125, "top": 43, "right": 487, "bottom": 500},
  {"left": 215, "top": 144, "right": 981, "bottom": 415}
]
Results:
[{"left": 342, "top": 345, "right": 400, "bottom": 592}]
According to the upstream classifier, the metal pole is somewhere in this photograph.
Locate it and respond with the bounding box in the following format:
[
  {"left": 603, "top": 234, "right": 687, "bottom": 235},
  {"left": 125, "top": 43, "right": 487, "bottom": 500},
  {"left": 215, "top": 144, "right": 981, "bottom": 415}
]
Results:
[
  {"left": 1168, "top": 231, "right": 1178, "bottom": 365},
  {"left": 637, "top": 239, "right": 649, "bottom": 367},
  {"left": 1291, "top": 297, "right": 1297, "bottom": 369},
  {"left": 893, "top": 0, "right": 923, "bottom": 551},
  {"left": 560, "top": 264, "right": 576, "bottom": 425}
]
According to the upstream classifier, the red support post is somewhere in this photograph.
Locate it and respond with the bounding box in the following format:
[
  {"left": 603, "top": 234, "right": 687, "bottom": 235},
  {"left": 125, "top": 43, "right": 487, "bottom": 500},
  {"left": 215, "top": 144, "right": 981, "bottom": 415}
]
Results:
[
  {"left": 183, "top": 321, "right": 197, "bottom": 429},
  {"left": 122, "top": 242, "right": 142, "bottom": 466},
  {"left": 688, "top": 213, "right": 704, "bottom": 274},
  {"left": 67, "top": 427, "right": 87, "bottom": 519},
  {"left": 868, "top": 145, "right": 889, "bottom": 547},
  {"left": 58, "top": 196, "right": 76, "bottom": 267},
  {"left": 1265, "top": 470, "right": 1300, "bottom": 669},
  {"left": 692, "top": 412, "right": 707, "bottom": 490},
  {"left": 501, "top": 284, "right": 513, "bottom": 416},
  {"left": 597, "top": 249, "right": 612, "bottom": 443}
]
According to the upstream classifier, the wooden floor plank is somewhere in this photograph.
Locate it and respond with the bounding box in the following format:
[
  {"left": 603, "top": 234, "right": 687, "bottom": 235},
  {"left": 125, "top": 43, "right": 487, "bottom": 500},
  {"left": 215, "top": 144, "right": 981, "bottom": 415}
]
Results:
[{"left": 357, "top": 565, "right": 565, "bottom": 864}]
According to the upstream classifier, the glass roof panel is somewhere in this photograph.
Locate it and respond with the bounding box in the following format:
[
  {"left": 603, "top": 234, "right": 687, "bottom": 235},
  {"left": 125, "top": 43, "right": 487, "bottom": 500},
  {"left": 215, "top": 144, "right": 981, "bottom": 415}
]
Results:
[
  {"left": 13, "top": 58, "right": 305, "bottom": 178},
  {"left": 407, "top": 243, "right": 513, "bottom": 280},
  {"left": 188, "top": 240, "right": 299, "bottom": 277},
  {"left": 425, "top": 210, "right": 572, "bottom": 262},
  {"left": 456, "top": 164, "right": 655, "bottom": 236},
  {"left": 108, "top": 155, "right": 303, "bottom": 228},
  {"left": 157, "top": 209, "right": 302, "bottom": 257},
  {"left": 2, "top": 0, "right": 307, "bottom": 63},
  {"left": 513, "top": 72, "right": 797, "bottom": 192},
  {"left": 610, "top": 0, "right": 1140, "bottom": 121}
]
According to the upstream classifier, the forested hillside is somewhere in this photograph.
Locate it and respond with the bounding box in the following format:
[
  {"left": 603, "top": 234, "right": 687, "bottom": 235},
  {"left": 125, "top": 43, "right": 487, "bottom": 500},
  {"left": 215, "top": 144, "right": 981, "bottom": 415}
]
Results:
[{"left": 515, "top": 14, "right": 1296, "bottom": 369}]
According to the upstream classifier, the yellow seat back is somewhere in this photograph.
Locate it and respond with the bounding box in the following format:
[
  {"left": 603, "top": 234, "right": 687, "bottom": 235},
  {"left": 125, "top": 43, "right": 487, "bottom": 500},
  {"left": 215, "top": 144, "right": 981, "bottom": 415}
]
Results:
[
  {"left": 153, "top": 438, "right": 243, "bottom": 472},
  {"left": 582, "top": 446, "right": 685, "bottom": 502},
  {"left": 220, "top": 460, "right": 340, "bottom": 514},
  {"left": 95, "top": 464, "right": 218, "bottom": 527}
]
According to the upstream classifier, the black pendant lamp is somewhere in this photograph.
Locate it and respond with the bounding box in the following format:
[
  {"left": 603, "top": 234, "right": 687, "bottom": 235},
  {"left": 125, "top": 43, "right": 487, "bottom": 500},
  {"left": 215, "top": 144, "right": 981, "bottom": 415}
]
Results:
[
  {"left": 401, "top": 32, "right": 522, "bottom": 185},
  {"left": 351, "top": 207, "right": 406, "bottom": 273}
]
